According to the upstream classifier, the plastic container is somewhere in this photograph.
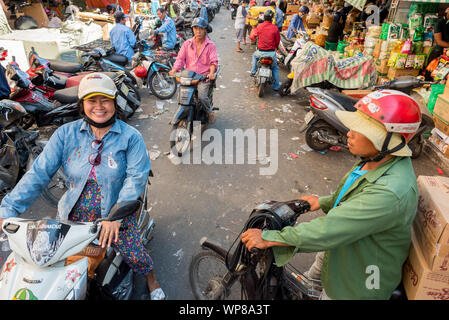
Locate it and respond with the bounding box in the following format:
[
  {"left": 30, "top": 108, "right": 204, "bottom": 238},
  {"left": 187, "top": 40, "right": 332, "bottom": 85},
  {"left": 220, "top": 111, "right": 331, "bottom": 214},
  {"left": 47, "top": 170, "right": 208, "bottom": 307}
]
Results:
[
  {"left": 337, "top": 40, "right": 349, "bottom": 53},
  {"left": 427, "top": 84, "right": 445, "bottom": 114}
]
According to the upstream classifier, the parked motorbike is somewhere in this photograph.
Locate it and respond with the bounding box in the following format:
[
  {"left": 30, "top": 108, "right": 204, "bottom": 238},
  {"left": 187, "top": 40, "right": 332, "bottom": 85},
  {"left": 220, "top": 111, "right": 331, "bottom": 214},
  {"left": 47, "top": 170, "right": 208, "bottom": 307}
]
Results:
[
  {"left": 7, "top": 58, "right": 136, "bottom": 128},
  {"left": 26, "top": 48, "right": 141, "bottom": 118},
  {"left": 189, "top": 199, "right": 406, "bottom": 300},
  {"left": 276, "top": 33, "right": 295, "bottom": 68},
  {"left": 169, "top": 68, "right": 220, "bottom": 156},
  {"left": 254, "top": 56, "right": 274, "bottom": 98},
  {"left": 0, "top": 195, "right": 156, "bottom": 300},
  {"left": 132, "top": 41, "right": 178, "bottom": 100},
  {"left": 300, "top": 76, "right": 434, "bottom": 159},
  {"left": 0, "top": 100, "right": 66, "bottom": 207}
]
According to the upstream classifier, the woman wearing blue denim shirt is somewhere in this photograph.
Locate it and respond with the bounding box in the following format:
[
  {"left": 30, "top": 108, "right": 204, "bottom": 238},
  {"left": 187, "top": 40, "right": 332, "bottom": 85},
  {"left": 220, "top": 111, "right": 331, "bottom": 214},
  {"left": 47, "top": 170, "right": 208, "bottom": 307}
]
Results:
[{"left": 0, "top": 73, "right": 165, "bottom": 300}]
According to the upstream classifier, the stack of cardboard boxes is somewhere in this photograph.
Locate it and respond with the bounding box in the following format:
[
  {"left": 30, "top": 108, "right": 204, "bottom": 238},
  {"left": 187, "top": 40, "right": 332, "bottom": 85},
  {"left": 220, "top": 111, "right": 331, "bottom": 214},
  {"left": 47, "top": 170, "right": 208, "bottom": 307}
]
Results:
[
  {"left": 429, "top": 84, "right": 449, "bottom": 159},
  {"left": 402, "top": 175, "right": 449, "bottom": 300},
  {"left": 373, "top": 37, "right": 424, "bottom": 84}
]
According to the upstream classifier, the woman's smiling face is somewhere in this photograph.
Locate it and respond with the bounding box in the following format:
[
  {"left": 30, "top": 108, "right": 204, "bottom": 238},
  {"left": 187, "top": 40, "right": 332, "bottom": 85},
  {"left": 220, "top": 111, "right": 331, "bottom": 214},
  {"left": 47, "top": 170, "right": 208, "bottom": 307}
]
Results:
[{"left": 83, "top": 95, "right": 116, "bottom": 123}]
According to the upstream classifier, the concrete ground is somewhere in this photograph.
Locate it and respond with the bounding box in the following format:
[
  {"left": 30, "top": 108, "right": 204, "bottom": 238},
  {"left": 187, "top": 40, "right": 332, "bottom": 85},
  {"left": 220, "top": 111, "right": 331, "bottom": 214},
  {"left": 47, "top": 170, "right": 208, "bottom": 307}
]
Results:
[{"left": 0, "top": 8, "right": 445, "bottom": 300}]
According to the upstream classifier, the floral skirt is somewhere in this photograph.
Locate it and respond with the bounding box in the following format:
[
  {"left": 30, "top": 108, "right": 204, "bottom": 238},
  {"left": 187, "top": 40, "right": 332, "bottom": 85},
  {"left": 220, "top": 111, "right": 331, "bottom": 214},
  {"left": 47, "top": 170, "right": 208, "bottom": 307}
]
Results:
[{"left": 69, "top": 168, "right": 153, "bottom": 275}]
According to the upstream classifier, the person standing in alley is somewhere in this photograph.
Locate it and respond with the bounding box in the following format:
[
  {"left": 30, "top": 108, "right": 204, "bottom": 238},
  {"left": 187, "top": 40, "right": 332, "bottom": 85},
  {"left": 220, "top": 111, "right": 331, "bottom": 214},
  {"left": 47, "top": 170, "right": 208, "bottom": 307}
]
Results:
[{"left": 235, "top": 0, "right": 249, "bottom": 52}]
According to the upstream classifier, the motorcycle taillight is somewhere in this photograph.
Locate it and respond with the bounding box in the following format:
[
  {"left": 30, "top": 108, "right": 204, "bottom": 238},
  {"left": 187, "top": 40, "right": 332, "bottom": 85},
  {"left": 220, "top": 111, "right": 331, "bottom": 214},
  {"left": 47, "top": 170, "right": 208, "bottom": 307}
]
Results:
[
  {"left": 260, "top": 59, "right": 272, "bottom": 65},
  {"left": 310, "top": 95, "right": 328, "bottom": 110}
]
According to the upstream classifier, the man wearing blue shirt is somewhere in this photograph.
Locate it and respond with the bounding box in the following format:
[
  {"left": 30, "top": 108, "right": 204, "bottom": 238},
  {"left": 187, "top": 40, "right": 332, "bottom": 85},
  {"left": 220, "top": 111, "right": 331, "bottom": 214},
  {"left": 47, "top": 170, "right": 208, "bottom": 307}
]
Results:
[
  {"left": 155, "top": 7, "right": 177, "bottom": 50},
  {"left": 109, "top": 11, "right": 137, "bottom": 62},
  {"left": 286, "top": 5, "right": 308, "bottom": 39},
  {"left": 270, "top": 1, "right": 283, "bottom": 32}
]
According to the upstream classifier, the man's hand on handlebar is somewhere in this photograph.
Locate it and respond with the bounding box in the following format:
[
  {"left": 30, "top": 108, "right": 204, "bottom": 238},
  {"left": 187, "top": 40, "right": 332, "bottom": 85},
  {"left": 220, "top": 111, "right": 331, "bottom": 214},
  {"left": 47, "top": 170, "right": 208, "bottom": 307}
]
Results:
[
  {"left": 299, "top": 195, "right": 320, "bottom": 211},
  {"left": 207, "top": 72, "right": 216, "bottom": 81}
]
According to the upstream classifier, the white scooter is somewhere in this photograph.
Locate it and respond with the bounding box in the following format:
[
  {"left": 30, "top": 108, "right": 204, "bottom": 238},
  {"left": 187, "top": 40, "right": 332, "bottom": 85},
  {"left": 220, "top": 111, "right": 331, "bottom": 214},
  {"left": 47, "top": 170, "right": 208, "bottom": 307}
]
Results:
[
  {"left": 0, "top": 189, "right": 155, "bottom": 300},
  {"left": 283, "top": 30, "right": 310, "bottom": 68}
]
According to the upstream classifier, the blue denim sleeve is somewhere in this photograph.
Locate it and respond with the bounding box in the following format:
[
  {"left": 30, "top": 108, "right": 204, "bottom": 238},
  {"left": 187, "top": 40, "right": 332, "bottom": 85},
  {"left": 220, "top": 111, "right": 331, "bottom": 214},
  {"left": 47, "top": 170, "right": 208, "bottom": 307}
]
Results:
[
  {"left": 127, "top": 28, "right": 137, "bottom": 48},
  {"left": 116, "top": 131, "right": 150, "bottom": 205},
  {"left": 0, "top": 126, "right": 64, "bottom": 218}
]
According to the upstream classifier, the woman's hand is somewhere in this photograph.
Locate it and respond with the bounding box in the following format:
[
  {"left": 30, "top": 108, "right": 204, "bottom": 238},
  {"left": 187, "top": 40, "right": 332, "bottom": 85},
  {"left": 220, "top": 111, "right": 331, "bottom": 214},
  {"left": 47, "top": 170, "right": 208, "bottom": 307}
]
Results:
[
  {"left": 300, "top": 195, "right": 320, "bottom": 211},
  {"left": 99, "top": 220, "right": 121, "bottom": 248}
]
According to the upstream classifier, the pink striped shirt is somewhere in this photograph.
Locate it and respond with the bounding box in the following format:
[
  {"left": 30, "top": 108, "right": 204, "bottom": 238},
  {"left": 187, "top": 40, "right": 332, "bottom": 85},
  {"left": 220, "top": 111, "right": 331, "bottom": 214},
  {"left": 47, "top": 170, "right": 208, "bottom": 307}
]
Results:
[{"left": 173, "top": 36, "right": 218, "bottom": 76}]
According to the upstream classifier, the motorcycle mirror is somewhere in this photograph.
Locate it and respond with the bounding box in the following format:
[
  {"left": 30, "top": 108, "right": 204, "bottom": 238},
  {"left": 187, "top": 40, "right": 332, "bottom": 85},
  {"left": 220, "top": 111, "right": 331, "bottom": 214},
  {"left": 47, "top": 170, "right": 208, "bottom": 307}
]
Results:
[{"left": 105, "top": 200, "right": 141, "bottom": 221}]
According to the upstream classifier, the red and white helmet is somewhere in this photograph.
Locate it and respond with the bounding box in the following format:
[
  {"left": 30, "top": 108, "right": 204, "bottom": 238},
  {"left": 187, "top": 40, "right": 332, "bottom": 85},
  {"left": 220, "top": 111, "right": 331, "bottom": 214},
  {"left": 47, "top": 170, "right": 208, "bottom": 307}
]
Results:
[{"left": 355, "top": 90, "right": 422, "bottom": 143}]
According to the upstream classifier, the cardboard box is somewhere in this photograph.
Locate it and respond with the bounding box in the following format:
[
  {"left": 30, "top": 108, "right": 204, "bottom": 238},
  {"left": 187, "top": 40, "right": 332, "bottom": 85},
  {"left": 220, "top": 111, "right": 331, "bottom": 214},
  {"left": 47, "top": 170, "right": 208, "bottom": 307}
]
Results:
[
  {"left": 101, "top": 23, "right": 114, "bottom": 41},
  {"left": 21, "top": 3, "right": 49, "bottom": 28},
  {"left": 415, "top": 175, "right": 449, "bottom": 249},
  {"left": 375, "top": 58, "right": 389, "bottom": 75},
  {"left": 286, "top": 4, "right": 300, "bottom": 13},
  {"left": 341, "top": 90, "right": 373, "bottom": 99},
  {"left": 413, "top": 221, "right": 449, "bottom": 272},
  {"left": 434, "top": 114, "right": 449, "bottom": 136},
  {"left": 373, "top": 39, "right": 384, "bottom": 58},
  {"left": 403, "top": 231, "right": 449, "bottom": 300},
  {"left": 387, "top": 68, "right": 419, "bottom": 79},
  {"left": 377, "top": 76, "right": 389, "bottom": 86},
  {"left": 428, "top": 128, "right": 449, "bottom": 159},
  {"left": 434, "top": 95, "right": 449, "bottom": 124}
]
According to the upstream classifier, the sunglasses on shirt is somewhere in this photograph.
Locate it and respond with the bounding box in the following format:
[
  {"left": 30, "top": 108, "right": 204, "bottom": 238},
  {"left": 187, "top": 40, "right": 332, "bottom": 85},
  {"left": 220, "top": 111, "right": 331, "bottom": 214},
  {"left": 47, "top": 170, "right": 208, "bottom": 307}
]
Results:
[{"left": 88, "top": 139, "right": 104, "bottom": 166}]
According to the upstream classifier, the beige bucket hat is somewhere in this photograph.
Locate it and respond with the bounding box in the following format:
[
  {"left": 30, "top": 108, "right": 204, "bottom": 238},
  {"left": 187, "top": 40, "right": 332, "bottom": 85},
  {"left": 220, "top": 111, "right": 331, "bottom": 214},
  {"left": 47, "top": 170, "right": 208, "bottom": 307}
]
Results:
[{"left": 335, "top": 109, "right": 412, "bottom": 157}]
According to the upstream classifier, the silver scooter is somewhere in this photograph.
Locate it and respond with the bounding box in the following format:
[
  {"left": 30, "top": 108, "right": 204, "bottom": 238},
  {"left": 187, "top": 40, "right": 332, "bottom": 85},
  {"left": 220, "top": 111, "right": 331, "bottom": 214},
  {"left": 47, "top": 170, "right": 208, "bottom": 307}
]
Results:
[{"left": 300, "top": 76, "right": 434, "bottom": 159}]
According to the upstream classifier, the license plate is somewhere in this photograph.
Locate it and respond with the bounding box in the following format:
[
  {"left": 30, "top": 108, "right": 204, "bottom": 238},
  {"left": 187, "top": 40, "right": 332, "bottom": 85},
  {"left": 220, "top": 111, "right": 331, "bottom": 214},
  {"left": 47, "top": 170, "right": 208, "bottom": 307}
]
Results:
[
  {"left": 117, "top": 95, "right": 127, "bottom": 110},
  {"left": 259, "top": 68, "right": 271, "bottom": 78},
  {"left": 179, "top": 87, "right": 190, "bottom": 104},
  {"left": 121, "top": 83, "right": 129, "bottom": 96},
  {"left": 304, "top": 111, "right": 314, "bottom": 124}
]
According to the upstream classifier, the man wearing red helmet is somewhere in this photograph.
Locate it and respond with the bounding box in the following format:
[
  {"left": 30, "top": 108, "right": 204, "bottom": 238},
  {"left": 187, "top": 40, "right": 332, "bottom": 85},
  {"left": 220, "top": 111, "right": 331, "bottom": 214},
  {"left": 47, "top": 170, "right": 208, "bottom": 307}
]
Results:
[{"left": 242, "top": 90, "right": 421, "bottom": 300}]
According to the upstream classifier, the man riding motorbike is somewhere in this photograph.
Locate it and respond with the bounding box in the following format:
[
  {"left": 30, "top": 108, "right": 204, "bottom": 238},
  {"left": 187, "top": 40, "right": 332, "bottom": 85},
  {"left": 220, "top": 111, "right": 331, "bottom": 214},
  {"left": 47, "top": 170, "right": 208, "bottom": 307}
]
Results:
[
  {"left": 249, "top": 9, "right": 281, "bottom": 91},
  {"left": 242, "top": 91, "right": 421, "bottom": 300},
  {"left": 286, "top": 5, "right": 308, "bottom": 39},
  {"left": 154, "top": 7, "right": 178, "bottom": 51},
  {"left": 109, "top": 11, "right": 137, "bottom": 63},
  {"left": 169, "top": 17, "right": 218, "bottom": 123}
]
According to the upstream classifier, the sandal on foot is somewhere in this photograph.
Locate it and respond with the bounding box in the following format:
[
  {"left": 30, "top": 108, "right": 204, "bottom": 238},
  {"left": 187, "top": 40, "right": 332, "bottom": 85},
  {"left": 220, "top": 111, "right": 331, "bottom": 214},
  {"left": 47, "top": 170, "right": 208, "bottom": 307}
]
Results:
[
  {"left": 236, "top": 48, "right": 244, "bottom": 53},
  {"left": 150, "top": 288, "right": 166, "bottom": 300}
]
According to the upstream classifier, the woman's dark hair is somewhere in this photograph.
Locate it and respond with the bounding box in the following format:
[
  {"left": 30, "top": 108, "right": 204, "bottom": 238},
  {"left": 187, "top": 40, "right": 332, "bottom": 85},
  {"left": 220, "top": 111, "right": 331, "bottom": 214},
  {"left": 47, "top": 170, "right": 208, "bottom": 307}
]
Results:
[{"left": 157, "top": 7, "right": 166, "bottom": 14}]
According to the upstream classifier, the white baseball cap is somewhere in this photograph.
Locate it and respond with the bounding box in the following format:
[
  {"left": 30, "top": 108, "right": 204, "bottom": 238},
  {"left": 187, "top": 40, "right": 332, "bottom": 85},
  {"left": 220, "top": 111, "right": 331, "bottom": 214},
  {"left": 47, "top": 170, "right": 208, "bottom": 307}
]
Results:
[{"left": 78, "top": 72, "right": 117, "bottom": 100}]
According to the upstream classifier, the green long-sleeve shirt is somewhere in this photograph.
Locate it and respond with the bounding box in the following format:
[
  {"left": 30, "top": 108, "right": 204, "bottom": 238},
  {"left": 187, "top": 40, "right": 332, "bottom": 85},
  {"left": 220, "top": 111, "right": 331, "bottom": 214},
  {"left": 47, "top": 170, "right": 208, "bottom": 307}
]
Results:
[{"left": 262, "top": 157, "right": 418, "bottom": 300}]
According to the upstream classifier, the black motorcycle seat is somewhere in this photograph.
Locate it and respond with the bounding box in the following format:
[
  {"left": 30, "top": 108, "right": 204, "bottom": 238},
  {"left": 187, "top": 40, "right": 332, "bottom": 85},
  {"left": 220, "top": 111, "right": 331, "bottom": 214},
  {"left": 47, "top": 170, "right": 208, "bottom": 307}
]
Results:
[
  {"left": 53, "top": 86, "right": 78, "bottom": 104},
  {"left": 48, "top": 59, "right": 83, "bottom": 73},
  {"left": 326, "top": 91, "right": 358, "bottom": 111},
  {"left": 105, "top": 54, "right": 128, "bottom": 66}
]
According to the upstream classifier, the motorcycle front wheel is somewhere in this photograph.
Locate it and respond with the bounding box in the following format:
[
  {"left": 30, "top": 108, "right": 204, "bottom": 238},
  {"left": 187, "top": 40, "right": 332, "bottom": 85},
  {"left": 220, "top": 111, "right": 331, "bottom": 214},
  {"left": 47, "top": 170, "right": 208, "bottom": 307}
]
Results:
[
  {"left": 170, "top": 120, "right": 192, "bottom": 157},
  {"left": 149, "top": 71, "right": 177, "bottom": 100},
  {"left": 189, "top": 249, "right": 242, "bottom": 300}
]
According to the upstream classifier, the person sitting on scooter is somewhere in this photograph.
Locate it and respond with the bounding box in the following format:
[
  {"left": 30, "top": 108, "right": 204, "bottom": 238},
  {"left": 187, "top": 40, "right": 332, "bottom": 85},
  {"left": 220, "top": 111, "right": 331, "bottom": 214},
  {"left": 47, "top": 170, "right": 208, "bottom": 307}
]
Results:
[
  {"left": 109, "top": 11, "right": 137, "bottom": 63},
  {"left": 241, "top": 91, "right": 421, "bottom": 300},
  {"left": 154, "top": 7, "right": 178, "bottom": 51},
  {"left": 249, "top": 9, "right": 281, "bottom": 91},
  {"left": 0, "top": 73, "right": 166, "bottom": 300},
  {"left": 286, "top": 5, "right": 308, "bottom": 39},
  {"left": 169, "top": 17, "right": 218, "bottom": 123}
]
